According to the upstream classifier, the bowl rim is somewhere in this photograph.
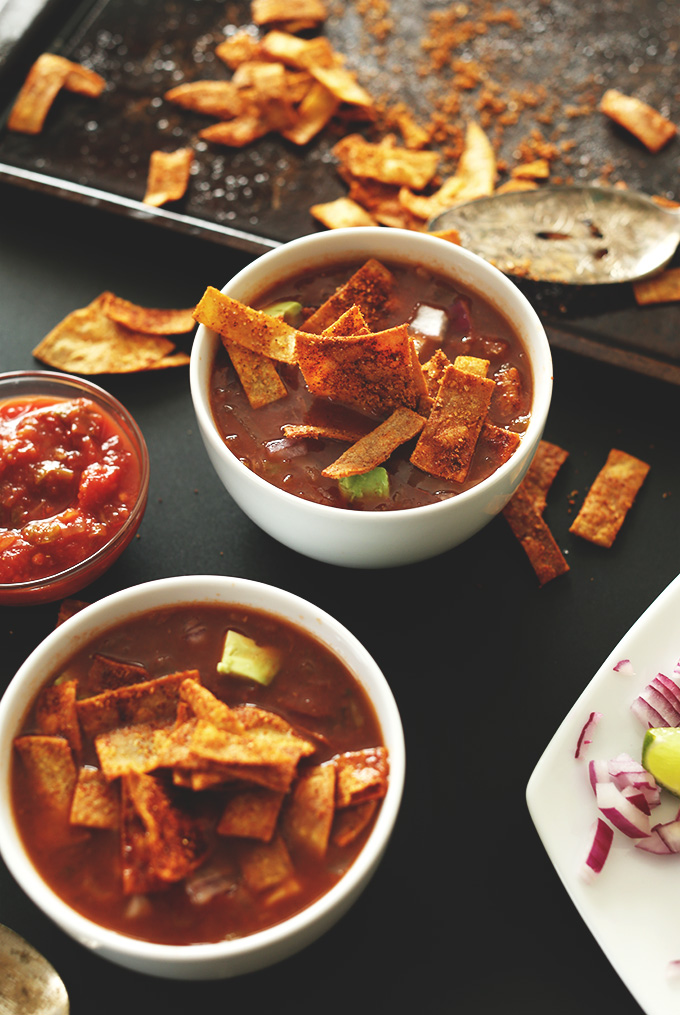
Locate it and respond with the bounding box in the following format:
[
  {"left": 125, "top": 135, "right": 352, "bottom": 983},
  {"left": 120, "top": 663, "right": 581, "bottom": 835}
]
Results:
[
  {"left": 0, "top": 369, "right": 150, "bottom": 593},
  {"left": 189, "top": 227, "right": 553, "bottom": 524},
  {"left": 0, "top": 574, "right": 405, "bottom": 966}
]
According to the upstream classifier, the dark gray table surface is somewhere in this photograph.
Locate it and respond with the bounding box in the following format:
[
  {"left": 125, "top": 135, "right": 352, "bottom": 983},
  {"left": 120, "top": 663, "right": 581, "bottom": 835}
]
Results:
[{"left": 0, "top": 180, "right": 679, "bottom": 1014}]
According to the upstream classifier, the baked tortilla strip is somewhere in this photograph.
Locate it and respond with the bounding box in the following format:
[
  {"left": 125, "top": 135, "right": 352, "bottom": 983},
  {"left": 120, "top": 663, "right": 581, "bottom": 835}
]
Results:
[
  {"left": 569, "top": 448, "right": 650, "bottom": 548},
  {"left": 194, "top": 288, "right": 297, "bottom": 363},
  {"left": 322, "top": 407, "right": 426, "bottom": 478},
  {"left": 410, "top": 364, "right": 494, "bottom": 483},
  {"left": 302, "top": 258, "right": 394, "bottom": 332},
  {"left": 520, "top": 440, "right": 569, "bottom": 515},
  {"left": 503, "top": 491, "right": 570, "bottom": 586}
]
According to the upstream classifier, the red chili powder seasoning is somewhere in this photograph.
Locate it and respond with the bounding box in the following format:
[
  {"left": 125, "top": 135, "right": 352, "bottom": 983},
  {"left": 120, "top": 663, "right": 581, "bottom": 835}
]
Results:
[{"left": 0, "top": 396, "right": 142, "bottom": 583}]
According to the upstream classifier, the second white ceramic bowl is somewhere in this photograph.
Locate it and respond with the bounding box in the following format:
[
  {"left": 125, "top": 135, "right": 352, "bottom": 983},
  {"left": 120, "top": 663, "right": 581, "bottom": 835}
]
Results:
[
  {"left": 190, "top": 228, "right": 553, "bottom": 568},
  {"left": 0, "top": 574, "right": 405, "bottom": 979}
]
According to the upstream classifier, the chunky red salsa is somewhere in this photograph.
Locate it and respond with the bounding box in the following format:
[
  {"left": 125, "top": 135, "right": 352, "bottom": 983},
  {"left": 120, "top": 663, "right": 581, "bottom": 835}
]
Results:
[
  {"left": 208, "top": 258, "right": 532, "bottom": 510},
  {"left": 0, "top": 396, "right": 141, "bottom": 584},
  {"left": 12, "top": 604, "right": 388, "bottom": 945}
]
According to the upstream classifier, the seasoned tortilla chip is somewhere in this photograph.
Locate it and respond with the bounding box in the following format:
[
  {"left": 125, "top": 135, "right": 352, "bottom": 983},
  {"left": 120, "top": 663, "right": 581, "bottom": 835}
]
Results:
[
  {"left": 100, "top": 293, "right": 195, "bottom": 334},
  {"left": 143, "top": 147, "right": 194, "bottom": 207},
  {"left": 95, "top": 721, "right": 170, "bottom": 779},
  {"left": 260, "top": 30, "right": 336, "bottom": 69},
  {"left": 226, "top": 340, "right": 288, "bottom": 408},
  {"left": 296, "top": 325, "right": 423, "bottom": 415},
  {"left": 56, "top": 598, "right": 89, "bottom": 626},
  {"left": 334, "top": 747, "right": 389, "bottom": 808},
  {"left": 282, "top": 421, "right": 371, "bottom": 443},
  {"left": 14, "top": 735, "right": 77, "bottom": 818},
  {"left": 399, "top": 121, "right": 495, "bottom": 219},
  {"left": 164, "top": 80, "right": 246, "bottom": 119},
  {"left": 282, "top": 762, "right": 336, "bottom": 859},
  {"left": 215, "top": 31, "right": 263, "bottom": 69},
  {"left": 283, "top": 81, "right": 339, "bottom": 145},
  {"left": 322, "top": 407, "right": 426, "bottom": 478},
  {"left": 7, "top": 53, "right": 104, "bottom": 134},
  {"left": 303, "top": 259, "right": 394, "bottom": 333},
  {"left": 35, "top": 679, "right": 82, "bottom": 763},
  {"left": 87, "top": 654, "right": 150, "bottom": 691},
  {"left": 237, "top": 830, "right": 295, "bottom": 893},
  {"left": 194, "top": 288, "right": 297, "bottom": 363},
  {"left": 251, "top": 0, "right": 327, "bottom": 28},
  {"left": 503, "top": 492, "right": 570, "bottom": 586},
  {"left": 199, "top": 112, "right": 270, "bottom": 147},
  {"left": 179, "top": 680, "right": 245, "bottom": 734},
  {"left": 454, "top": 354, "right": 489, "bottom": 377},
  {"left": 33, "top": 293, "right": 177, "bottom": 374},
  {"left": 70, "top": 767, "right": 119, "bottom": 829},
  {"left": 599, "top": 89, "right": 677, "bottom": 153},
  {"left": 518, "top": 440, "right": 569, "bottom": 515},
  {"left": 330, "top": 799, "right": 377, "bottom": 847},
  {"left": 307, "top": 65, "right": 373, "bottom": 108},
  {"left": 410, "top": 363, "right": 495, "bottom": 482},
  {"left": 76, "top": 670, "right": 200, "bottom": 739},
  {"left": 510, "top": 158, "right": 550, "bottom": 179},
  {"left": 310, "top": 195, "right": 377, "bottom": 228},
  {"left": 323, "top": 304, "right": 370, "bottom": 336},
  {"left": 480, "top": 422, "right": 521, "bottom": 466},
  {"left": 123, "top": 772, "right": 208, "bottom": 887},
  {"left": 569, "top": 448, "right": 650, "bottom": 548},
  {"left": 633, "top": 268, "right": 680, "bottom": 305},
  {"left": 333, "top": 133, "right": 440, "bottom": 189},
  {"left": 217, "top": 787, "right": 285, "bottom": 840}
]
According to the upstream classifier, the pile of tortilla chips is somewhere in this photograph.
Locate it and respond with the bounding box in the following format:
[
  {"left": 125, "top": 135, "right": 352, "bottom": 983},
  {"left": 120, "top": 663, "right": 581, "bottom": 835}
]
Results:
[
  {"left": 32, "top": 292, "right": 194, "bottom": 374},
  {"left": 194, "top": 257, "right": 524, "bottom": 487},
  {"left": 15, "top": 659, "right": 388, "bottom": 900}
]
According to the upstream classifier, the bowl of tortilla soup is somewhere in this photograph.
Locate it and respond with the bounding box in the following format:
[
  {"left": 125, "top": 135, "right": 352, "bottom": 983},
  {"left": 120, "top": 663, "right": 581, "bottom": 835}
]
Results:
[
  {"left": 0, "top": 574, "right": 405, "bottom": 979},
  {"left": 190, "top": 227, "right": 553, "bottom": 568},
  {"left": 0, "top": 370, "right": 149, "bottom": 606}
]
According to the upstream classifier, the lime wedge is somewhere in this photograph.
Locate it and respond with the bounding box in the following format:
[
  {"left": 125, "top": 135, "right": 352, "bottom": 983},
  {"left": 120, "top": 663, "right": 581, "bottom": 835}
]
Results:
[{"left": 642, "top": 727, "right": 680, "bottom": 796}]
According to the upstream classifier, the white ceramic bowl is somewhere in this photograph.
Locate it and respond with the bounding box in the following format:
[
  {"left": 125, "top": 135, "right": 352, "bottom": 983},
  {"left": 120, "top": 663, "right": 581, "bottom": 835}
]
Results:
[
  {"left": 190, "top": 227, "right": 553, "bottom": 568},
  {"left": 0, "top": 575, "right": 405, "bottom": 980}
]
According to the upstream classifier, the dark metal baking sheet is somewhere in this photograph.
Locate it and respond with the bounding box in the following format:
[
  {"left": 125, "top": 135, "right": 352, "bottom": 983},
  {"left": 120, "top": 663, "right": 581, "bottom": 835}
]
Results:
[{"left": 0, "top": 0, "right": 678, "bottom": 378}]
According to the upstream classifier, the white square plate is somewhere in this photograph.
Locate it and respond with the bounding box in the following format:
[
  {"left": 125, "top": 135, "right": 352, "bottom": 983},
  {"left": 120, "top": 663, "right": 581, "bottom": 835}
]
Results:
[{"left": 527, "top": 573, "right": 680, "bottom": 1015}]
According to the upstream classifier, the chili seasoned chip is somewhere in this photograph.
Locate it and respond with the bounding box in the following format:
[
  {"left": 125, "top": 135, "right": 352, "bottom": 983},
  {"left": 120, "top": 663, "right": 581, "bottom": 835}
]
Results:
[
  {"left": 70, "top": 767, "right": 119, "bottom": 829},
  {"left": 35, "top": 679, "right": 82, "bottom": 763},
  {"left": 296, "top": 325, "right": 423, "bottom": 416},
  {"left": 101, "top": 293, "right": 196, "bottom": 335},
  {"left": 225, "top": 341, "right": 288, "bottom": 408},
  {"left": 322, "top": 407, "right": 426, "bottom": 478},
  {"left": 7, "top": 53, "right": 105, "bottom": 134},
  {"left": 599, "top": 89, "right": 677, "bottom": 153},
  {"left": 95, "top": 721, "right": 171, "bottom": 780},
  {"left": 410, "top": 363, "right": 495, "bottom": 482},
  {"left": 76, "top": 670, "right": 200, "bottom": 739},
  {"left": 194, "top": 288, "right": 298, "bottom": 363},
  {"left": 569, "top": 448, "right": 650, "bottom": 548},
  {"left": 164, "top": 80, "right": 246, "bottom": 119},
  {"left": 217, "top": 787, "right": 285, "bottom": 841},
  {"left": 302, "top": 258, "right": 394, "bottom": 332},
  {"left": 251, "top": 0, "right": 327, "bottom": 29},
  {"left": 143, "top": 147, "right": 194, "bottom": 207},
  {"left": 331, "top": 799, "right": 377, "bottom": 847},
  {"left": 633, "top": 268, "right": 680, "bottom": 306},
  {"left": 335, "top": 747, "right": 389, "bottom": 808},
  {"left": 14, "top": 735, "right": 77, "bottom": 820},
  {"left": 32, "top": 293, "right": 179, "bottom": 374},
  {"left": 282, "top": 762, "right": 336, "bottom": 859},
  {"left": 310, "top": 196, "right": 378, "bottom": 229},
  {"left": 282, "top": 81, "right": 339, "bottom": 145},
  {"left": 237, "top": 830, "right": 295, "bottom": 894},
  {"left": 333, "top": 133, "right": 440, "bottom": 189}
]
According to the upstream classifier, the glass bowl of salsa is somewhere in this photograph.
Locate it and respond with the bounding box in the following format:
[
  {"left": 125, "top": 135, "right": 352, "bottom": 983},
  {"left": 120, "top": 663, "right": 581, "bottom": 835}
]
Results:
[
  {"left": 190, "top": 227, "right": 553, "bottom": 568},
  {"left": 0, "top": 574, "right": 405, "bottom": 979},
  {"left": 0, "top": 370, "right": 149, "bottom": 606}
]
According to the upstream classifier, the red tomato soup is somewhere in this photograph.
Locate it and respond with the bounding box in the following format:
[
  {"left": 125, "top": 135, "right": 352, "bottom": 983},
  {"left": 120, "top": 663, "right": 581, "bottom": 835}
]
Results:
[
  {"left": 209, "top": 258, "right": 533, "bottom": 510},
  {"left": 0, "top": 396, "right": 142, "bottom": 584},
  {"left": 11, "top": 604, "right": 388, "bottom": 945}
]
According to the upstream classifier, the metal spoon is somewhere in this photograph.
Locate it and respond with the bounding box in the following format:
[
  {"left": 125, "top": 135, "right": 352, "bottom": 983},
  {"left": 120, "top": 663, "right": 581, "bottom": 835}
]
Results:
[
  {"left": 0, "top": 924, "right": 69, "bottom": 1015},
  {"left": 428, "top": 185, "right": 680, "bottom": 285}
]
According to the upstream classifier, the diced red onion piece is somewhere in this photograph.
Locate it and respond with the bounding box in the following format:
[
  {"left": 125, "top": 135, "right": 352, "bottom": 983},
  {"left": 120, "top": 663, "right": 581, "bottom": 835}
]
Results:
[
  {"left": 613, "top": 658, "right": 635, "bottom": 675},
  {"left": 607, "top": 753, "right": 661, "bottom": 808},
  {"left": 631, "top": 695, "right": 668, "bottom": 729},
  {"left": 620, "top": 785, "right": 651, "bottom": 815},
  {"left": 631, "top": 668, "right": 680, "bottom": 728},
  {"left": 596, "top": 781, "right": 651, "bottom": 838},
  {"left": 589, "top": 758, "right": 611, "bottom": 794},
  {"left": 575, "top": 710, "right": 602, "bottom": 759},
  {"left": 635, "top": 828, "right": 675, "bottom": 854},
  {"left": 581, "top": 818, "right": 614, "bottom": 880}
]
